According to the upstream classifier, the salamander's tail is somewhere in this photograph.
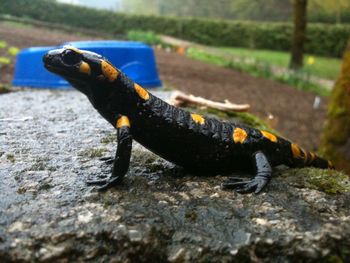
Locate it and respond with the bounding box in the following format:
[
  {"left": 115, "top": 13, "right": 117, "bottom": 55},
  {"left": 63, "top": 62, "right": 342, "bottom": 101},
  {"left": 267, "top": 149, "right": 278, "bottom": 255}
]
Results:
[{"left": 290, "top": 143, "right": 335, "bottom": 169}]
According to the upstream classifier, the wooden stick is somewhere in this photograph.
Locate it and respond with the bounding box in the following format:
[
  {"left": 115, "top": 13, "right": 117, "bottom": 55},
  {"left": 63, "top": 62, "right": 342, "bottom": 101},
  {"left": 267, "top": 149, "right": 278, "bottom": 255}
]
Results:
[{"left": 169, "top": 91, "right": 250, "bottom": 112}]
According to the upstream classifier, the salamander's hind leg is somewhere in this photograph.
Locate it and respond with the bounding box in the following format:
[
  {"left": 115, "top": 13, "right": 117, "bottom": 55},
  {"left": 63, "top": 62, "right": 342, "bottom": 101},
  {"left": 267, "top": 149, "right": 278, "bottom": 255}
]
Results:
[
  {"left": 87, "top": 116, "right": 132, "bottom": 191},
  {"left": 222, "top": 151, "right": 272, "bottom": 194}
]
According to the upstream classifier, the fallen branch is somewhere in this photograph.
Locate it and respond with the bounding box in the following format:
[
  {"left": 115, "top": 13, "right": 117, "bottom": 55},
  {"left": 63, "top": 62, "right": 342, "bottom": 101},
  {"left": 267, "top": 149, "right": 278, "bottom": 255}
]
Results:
[{"left": 169, "top": 91, "right": 250, "bottom": 112}]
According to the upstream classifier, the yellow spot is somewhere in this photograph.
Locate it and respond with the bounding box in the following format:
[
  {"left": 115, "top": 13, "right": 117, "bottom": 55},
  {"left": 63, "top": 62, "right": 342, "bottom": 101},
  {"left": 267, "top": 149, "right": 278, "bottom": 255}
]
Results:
[
  {"left": 64, "top": 45, "right": 83, "bottom": 54},
  {"left": 116, "top": 116, "right": 130, "bottom": 128},
  {"left": 101, "top": 60, "right": 119, "bottom": 82},
  {"left": 299, "top": 148, "right": 311, "bottom": 163},
  {"left": 307, "top": 56, "right": 315, "bottom": 65},
  {"left": 310, "top": 152, "right": 316, "bottom": 161},
  {"left": 233, "top": 128, "right": 247, "bottom": 144},
  {"left": 191, "top": 114, "right": 205, "bottom": 125},
  {"left": 134, "top": 83, "right": 150, "bottom": 100},
  {"left": 303, "top": 150, "right": 309, "bottom": 164},
  {"left": 79, "top": 61, "right": 91, "bottom": 75},
  {"left": 328, "top": 160, "right": 334, "bottom": 169},
  {"left": 261, "top": 130, "right": 277, "bottom": 143},
  {"left": 291, "top": 143, "right": 302, "bottom": 159}
]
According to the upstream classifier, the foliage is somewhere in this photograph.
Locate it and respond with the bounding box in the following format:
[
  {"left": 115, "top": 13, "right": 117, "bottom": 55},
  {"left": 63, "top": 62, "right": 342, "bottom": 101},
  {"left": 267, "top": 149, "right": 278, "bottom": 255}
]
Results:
[
  {"left": 127, "top": 30, "right": 162, "bottom": 46},
  {"left": 187, "top": 47, "right": 330, "bottom": 96},
  {"left": 8, "top": 47, "right": 20, "bottom": 56},
  {"left": 0, "top": 57, "right": 10, "bottom": 65},
  {"left": 1, "top": 0, "right": 350, "bottom": 57},
  {"left": 120, "top": 0, "right": 350, "bottom": 23},
  {"left": 0, "top": 40, "right": 7, "bottom": 48},
  {"left": 219, "top": 47, "right": 341, "bottom": 80},
  {"left": 309, "top": 0, "right": 350, "bottom": 23},
  {"left": 0, "top": 39, "right": 19, "bottom": 67},
  {"left": 126, "top": 30, "right": 335, "bottom": 95}
]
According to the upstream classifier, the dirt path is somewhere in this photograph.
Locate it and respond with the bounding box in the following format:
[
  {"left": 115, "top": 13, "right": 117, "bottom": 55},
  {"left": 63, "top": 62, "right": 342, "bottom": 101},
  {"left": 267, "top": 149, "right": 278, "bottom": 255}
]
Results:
[{"left": 0, "top": 21, "right": 328, "bottom": 150}]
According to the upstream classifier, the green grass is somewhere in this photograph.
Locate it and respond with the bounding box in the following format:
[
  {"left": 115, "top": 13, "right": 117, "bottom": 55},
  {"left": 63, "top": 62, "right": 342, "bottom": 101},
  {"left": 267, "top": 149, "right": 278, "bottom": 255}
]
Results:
[
  {"left": 187, "top": 47, "right": 331, "bottom": 96},
  {"left": 219, "top": 47, "right": 341, "bottom": 81},
  {"left": 126, "top": 30, "right": 336, "bottom": 96}
]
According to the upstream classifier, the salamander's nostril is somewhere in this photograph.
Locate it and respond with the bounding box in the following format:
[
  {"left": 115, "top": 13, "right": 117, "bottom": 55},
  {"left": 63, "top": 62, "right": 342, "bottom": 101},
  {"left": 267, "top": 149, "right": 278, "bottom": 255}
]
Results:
[{"left": 43, "top": 53, "right": 52, "bottom": 63}]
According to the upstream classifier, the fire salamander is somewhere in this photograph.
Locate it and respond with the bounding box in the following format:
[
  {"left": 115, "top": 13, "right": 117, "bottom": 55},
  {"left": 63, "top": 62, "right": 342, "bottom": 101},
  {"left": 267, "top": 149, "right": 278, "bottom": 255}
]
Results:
[{"left": 43, "top": 46, "right": 334, "bottom": 194}]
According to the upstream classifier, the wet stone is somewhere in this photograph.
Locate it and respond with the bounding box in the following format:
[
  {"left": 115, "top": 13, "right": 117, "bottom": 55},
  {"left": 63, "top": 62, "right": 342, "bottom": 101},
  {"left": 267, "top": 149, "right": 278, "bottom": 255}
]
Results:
[{"left": 0, "top": 89, "right": 350, "bottom": 262}]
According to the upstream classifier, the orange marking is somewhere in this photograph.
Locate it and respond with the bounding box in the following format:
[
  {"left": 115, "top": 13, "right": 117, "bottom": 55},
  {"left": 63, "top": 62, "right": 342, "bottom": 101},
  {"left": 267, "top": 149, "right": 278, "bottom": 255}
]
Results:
[
  {"left": 291, "top": 143, "right": 302, "bottom": 159},
  {"left": 261, "top": 130, "right": 277, "bottom": 143},
  {"left": 191, "top": 114, "right": 205, "bottom": 125},
  {"left": 233, "top": 128, "right": 247, "bottom": 144},
  {"left": 134, "top": 83, "right": 150, "bottom": 100},
  {"left": 79, "top": 61, "right": 91, "bottom": 75},
  {"left": 328, "top": 160, "right": 334, "bottom": 169},
  {"left": 101, "top": 60, "right": 119, "bottom": 82},
  {"left": 300, "top": 148, "right": 308, "bottom": 163},
  {"left": 310, "top": 152, "right": 316, "bottom": 161},
  {"left": 116, "top": 116, "right": 130, "bottom": 128}
]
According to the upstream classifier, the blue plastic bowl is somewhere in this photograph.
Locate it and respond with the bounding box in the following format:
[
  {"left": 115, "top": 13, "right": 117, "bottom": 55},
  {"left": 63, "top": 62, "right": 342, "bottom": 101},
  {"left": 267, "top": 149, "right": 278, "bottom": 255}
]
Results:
[{"left": 12, "top": 41, "right": 162, "bottom": 89}]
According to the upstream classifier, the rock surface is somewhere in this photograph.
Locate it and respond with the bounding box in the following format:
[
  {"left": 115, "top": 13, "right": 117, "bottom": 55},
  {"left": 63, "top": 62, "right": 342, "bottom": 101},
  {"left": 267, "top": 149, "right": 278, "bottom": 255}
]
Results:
[{"left": 1, "top": 89, "right": 350, "bottom": 262}]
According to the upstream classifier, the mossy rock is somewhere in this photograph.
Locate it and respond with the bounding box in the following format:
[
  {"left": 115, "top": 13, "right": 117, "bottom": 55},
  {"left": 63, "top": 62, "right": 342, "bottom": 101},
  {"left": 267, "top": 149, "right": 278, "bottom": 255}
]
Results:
[
  {"left": 0, "top": 84, "right": 12, "bottom": 94},
  {"left": 78, "top": 147, "right": 107, "bottom": 158},
  {"left": 281, "top": 167, "right": 350, "bottom": 194}
]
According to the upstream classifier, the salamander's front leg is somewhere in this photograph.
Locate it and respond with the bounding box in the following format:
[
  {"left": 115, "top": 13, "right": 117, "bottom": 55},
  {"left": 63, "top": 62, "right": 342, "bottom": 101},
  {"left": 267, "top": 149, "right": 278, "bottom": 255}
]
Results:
[
  {"left": 223, "top": 151, "right": 272, "bottom": 194},
  {"left": 87, "top": 116, "right": 132, "bottom": 191}
]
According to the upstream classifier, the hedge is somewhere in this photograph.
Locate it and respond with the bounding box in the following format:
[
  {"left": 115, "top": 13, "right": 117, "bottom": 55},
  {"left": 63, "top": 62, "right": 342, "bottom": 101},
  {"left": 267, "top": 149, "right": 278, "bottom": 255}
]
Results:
[{"left": 1, "top": 0, "right": 349, "bottom": 57}]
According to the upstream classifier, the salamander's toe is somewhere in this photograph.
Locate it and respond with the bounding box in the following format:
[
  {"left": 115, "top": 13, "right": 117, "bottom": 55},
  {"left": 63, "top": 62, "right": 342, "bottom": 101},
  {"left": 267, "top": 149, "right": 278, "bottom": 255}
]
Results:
[
  {"left": 222, "top": 177, "right": 268, "bottom": 194},
  {"left": 86, "top": 178, "right": 109, "bottom": 186},
  {"left": 87, "top": 176, "right": 123, "bottom": 191},
  {"left": 99, "top": 156, "right": 114, "bottom": 165}
]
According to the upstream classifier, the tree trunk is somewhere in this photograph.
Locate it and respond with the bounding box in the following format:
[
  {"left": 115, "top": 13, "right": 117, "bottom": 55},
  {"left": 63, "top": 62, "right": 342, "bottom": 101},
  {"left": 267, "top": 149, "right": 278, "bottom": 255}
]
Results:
[
  {"left": 289, "top": 0, "right": 308, "bottom": 70},
  {"left": 320, "top": 41, "right": 350, "bottom": 174}
]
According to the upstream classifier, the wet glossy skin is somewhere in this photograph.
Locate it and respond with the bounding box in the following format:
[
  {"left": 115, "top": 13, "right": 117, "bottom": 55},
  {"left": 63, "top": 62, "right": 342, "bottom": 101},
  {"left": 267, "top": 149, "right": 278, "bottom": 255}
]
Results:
[{"left": 43, "top": 47, "right": 333, "bottom": 193}]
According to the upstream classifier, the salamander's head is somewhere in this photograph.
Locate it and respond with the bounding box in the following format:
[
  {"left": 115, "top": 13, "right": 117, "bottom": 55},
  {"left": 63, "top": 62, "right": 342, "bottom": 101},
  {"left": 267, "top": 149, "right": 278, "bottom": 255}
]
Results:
[{"left": 43, "top": 46, "right": 119, "bottom": 95}]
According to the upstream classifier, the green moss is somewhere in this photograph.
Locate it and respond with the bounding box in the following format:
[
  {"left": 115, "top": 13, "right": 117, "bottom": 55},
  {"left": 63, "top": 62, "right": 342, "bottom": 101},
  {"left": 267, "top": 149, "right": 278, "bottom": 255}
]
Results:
[
  {"left": 0, "top": 84, "right": 12, "bottom": 94},
  {"left": 79, "top": 148, "right": 107, "bottom": 158},
  {"left": 320, "top": 50, "right": 350, "bottom": 173},
  {"left": 6, "top": 154, "right": 15, "bottom": 163},
  {"left": 131, "top": 150, "right": 165, "bottom": 172},
  {"left": 17, "top": 187, "right": 26, "bottom": 194},
  {"left": 322, "top": 255, "right": 344, "bottom": 263},
  {"left": 185, "top": 210, "right": 198, "bottom": 221},
  {"left": 28, "top": 157, "right": 55, "bottom": 171},
  {"left": 322, "top": 245, "right": 350, "bottom": 263},
  {"left": 282, "top": 168, "right": 350, "bottom": 194},
  {"left": 100, "top": 133, "right": 117, "bottom": 144}
]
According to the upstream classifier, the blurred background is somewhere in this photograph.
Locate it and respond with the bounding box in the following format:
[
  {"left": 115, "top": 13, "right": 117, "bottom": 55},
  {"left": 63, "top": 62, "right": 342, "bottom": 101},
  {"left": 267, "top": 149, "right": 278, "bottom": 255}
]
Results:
[
  {"left": 0, "top": 0, "right": 349, "bottom": 171},
  {"left": 57, "top": 0, "right": 350, "bottom": 23}
]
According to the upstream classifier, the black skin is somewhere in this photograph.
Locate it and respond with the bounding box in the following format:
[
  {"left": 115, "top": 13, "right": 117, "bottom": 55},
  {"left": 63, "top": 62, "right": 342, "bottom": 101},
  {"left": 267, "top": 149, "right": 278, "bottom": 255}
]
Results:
[{"left": 43, "top": 47, "right": 333, "bottom": 194}]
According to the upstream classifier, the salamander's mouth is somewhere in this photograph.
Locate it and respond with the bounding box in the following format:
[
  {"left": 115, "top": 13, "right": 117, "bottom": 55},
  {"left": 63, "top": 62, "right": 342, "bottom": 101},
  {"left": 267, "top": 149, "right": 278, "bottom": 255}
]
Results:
[{"left": 44, "top": 63, "right": 67, "bottom": 74}]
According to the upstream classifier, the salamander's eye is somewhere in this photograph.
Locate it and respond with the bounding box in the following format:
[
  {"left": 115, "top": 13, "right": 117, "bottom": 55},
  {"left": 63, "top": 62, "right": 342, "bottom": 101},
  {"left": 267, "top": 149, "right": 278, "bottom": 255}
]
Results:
[{"left": 62, "top": 49, "right": 82, "bottom": 65}]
